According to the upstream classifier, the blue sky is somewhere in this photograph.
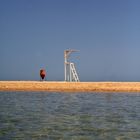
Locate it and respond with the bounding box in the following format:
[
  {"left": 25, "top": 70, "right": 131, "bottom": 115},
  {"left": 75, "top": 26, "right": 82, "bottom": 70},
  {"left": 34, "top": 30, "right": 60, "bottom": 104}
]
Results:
[{"left": 0, "top": 0, "right": 140, "bottom": 81}]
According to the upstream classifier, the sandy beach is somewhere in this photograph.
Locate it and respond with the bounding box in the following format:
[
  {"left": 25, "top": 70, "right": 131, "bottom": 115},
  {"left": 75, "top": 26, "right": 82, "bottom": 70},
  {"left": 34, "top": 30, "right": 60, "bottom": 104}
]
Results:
[{"left": 0, "top": 81, "right": 140, "bottom": 93}]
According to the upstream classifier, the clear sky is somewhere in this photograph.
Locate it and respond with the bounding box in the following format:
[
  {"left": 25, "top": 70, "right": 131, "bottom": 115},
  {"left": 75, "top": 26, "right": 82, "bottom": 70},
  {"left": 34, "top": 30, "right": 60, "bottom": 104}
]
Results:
[{"left": 0, "top": 0, "right": 140, "bottom": 81}]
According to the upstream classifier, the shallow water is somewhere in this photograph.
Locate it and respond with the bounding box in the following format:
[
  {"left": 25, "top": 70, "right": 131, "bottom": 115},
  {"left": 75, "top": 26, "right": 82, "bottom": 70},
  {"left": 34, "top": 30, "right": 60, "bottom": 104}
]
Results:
[{"left": 0, "top": 92, "right": 140, "bottom": 140}]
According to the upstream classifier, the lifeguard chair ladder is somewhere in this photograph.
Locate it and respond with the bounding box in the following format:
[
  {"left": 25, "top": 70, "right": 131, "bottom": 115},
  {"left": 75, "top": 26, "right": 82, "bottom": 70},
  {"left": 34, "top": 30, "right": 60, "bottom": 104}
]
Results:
[{"left": 70, "top": 63, "right": 79, "bottom": 82}]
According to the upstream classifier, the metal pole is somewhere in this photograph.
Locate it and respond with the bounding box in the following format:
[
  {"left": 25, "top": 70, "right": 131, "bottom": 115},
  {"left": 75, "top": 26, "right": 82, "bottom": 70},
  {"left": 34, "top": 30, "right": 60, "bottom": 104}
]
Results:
[
  {"left": 64, "top": 51, "right": 66, "bottom": 81},
  {"left": 70, "top": 63, "right": 71, "bottom": 82},
  {"left": 65, "top": 63, "right": 66, "bottom": 81},
  {"left": 64, "top": 51, "right": 67, "bottom": 81}
]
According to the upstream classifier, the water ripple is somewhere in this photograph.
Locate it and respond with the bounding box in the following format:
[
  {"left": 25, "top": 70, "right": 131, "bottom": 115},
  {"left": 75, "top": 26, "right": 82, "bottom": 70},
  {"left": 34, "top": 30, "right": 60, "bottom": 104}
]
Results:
[{"left": 0, "top": 92, "right": 140, "bottom": 139}]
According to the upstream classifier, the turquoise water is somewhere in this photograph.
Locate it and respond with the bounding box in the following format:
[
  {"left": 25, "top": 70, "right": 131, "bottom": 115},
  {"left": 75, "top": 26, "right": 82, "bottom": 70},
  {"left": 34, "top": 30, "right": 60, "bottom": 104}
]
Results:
[{"left": 0, "top": 92, "right": 140, "bottom": 140}]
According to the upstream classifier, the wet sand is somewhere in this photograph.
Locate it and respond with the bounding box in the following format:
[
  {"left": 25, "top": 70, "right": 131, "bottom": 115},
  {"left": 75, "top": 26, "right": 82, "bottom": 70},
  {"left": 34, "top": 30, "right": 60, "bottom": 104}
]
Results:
[{"left": 0, "top": 81, "right": 140, "bottom": 93}]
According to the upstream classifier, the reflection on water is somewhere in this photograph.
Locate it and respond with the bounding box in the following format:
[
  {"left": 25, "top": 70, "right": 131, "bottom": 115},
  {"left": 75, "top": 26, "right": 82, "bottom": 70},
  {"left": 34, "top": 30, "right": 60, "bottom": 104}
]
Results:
[{"left": 0, "top": 92, "right": 140, "bottom": 139}]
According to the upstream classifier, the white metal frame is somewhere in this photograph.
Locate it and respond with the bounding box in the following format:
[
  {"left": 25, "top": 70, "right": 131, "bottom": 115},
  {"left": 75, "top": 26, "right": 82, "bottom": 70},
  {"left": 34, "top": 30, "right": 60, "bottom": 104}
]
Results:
[{"left": 64, "top": 50, "right": 80, "bottom": 82}]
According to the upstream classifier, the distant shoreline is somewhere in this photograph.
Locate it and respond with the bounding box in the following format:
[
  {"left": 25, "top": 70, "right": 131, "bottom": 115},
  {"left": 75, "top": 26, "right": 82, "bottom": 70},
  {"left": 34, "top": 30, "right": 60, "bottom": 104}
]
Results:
[{"left": 0, "top": 81, "right": 140, "bottom": 93}]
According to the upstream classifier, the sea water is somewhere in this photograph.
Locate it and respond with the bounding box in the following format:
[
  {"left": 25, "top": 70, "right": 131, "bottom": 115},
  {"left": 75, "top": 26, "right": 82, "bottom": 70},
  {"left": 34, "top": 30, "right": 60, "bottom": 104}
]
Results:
[{"left": 0, "top": 92, "right": 140, "bottom": 140}]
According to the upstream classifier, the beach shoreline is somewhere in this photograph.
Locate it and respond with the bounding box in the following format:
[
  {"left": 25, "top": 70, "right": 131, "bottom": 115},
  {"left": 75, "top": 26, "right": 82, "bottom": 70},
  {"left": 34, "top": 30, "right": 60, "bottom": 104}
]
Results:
[{"left": 0, "top": 81, "right": 140, "bottom": 93}]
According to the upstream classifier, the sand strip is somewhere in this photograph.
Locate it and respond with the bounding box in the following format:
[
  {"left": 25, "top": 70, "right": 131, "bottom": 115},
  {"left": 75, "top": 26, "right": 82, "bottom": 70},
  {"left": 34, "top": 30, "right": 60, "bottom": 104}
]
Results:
[{"left": 0, "top": 81, "right": 140, "bottom": 93}]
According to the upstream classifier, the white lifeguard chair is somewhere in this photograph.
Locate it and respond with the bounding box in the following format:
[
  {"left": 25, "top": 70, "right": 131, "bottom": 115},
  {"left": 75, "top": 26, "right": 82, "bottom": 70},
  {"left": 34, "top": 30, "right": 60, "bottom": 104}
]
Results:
[{"left": 64, "top": 50, "right": 80, "bottom": 82}]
